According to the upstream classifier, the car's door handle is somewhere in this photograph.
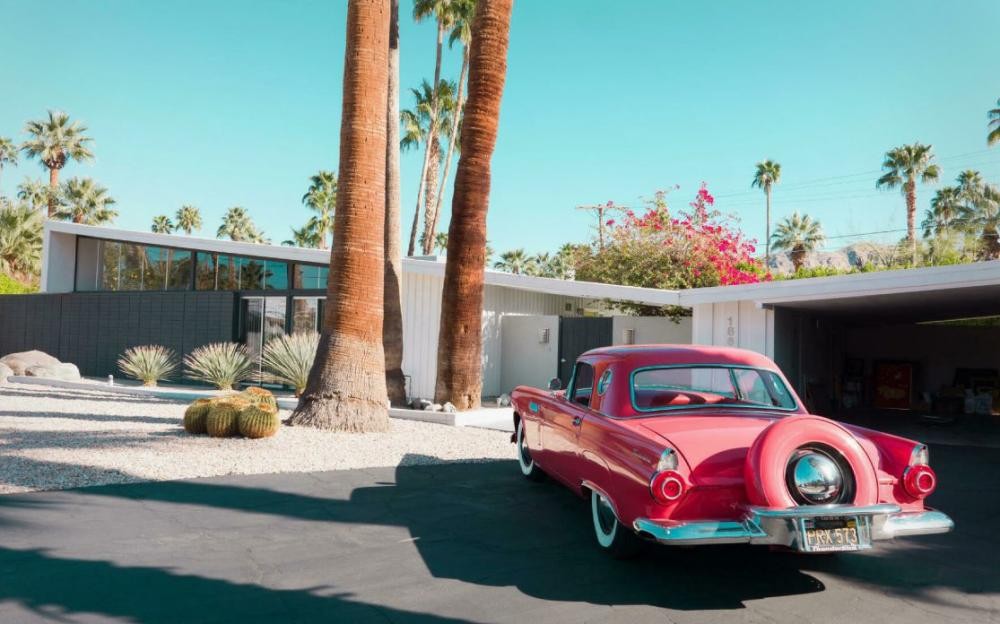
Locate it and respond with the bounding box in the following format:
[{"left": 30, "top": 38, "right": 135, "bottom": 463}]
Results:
[{"left": 572, "top": 416, "right": 582, "bottom": 427}]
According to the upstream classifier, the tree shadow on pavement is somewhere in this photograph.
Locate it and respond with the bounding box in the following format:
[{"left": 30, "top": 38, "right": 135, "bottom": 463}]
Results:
[{"left": 0, "top": 546, "right": 472, "bottom": 624}]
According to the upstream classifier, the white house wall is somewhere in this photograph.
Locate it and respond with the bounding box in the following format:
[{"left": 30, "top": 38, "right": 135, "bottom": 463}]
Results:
[
  {"left": 401, "top": 272, "right": 592, "bottom": 401},
  {"left": 690, "top": 301, "right": 775, "bottom": 359},
  {"left": 611, "top": 316, "right": 692, "bottom": 346}
]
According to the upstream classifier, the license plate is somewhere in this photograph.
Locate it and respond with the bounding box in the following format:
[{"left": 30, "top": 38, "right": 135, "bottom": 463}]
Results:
[{"left": 801, "top": 516, "right": 865, "bottom": 552}]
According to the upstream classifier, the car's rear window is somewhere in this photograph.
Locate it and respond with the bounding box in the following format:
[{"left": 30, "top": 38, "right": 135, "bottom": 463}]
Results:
[{"left": 631, "top": 366, "right": 797, "bottom": 412}]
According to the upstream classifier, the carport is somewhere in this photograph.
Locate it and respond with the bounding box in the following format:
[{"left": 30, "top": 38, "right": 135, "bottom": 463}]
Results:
[{"left": 684, "top": 261, "right": 1000, "bottom": 419}]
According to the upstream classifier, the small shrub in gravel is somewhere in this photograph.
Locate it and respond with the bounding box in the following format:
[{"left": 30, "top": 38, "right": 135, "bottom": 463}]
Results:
[
  {"left": 118, "top": 345, "right": 179, "bottom": 387},
  {"left": 261, "top": 332, "right": 319, "bottom": 397},
  {"left": 241, "top": 387, "right": 278, "bottom": 414},
  {"left": 184, "top": 343, "right": 254, "bottom": 390},
  {"left": 238, "top": 405, "right": 280, "bottom": 439},
  {"left": 183, "top": 399, "right": 212, "bottom": 434},
  {"left": 206, "top": 400, "right": 242, "bottom": 438}
]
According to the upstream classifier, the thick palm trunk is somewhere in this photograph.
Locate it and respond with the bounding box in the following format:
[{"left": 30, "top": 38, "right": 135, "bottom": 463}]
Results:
[
  {"left": 430, "top": 44, "right": 470, "bottom": 244},
  {"left": 905, "top": 179, "right": 917, "bottom": 263},
  {"left": 406, "top": 22, "right": 446, "bottom": 256},
  {"left": 48, "top": 167, "right": 59, "bottom": 218},
  {"left": 290, "top": 0, "right": 390, "bottom": 431},
  {"left": 434, "top": 0, "right": 513, "bottom": 410},
  {"left": 421, "top": 141, "right": 440, "bottom": 254},
  {"left": 383, "top": 0, "right": 407, "bottom": 405}
]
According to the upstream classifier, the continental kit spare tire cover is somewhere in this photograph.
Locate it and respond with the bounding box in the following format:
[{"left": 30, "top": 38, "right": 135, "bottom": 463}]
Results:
[{"left": 744, "top": 415, "right": 879, "bottom": 508}]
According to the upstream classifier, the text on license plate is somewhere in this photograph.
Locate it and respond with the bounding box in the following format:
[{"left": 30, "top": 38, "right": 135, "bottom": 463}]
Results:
[{"left": 802, "top": 517, "right": 861, "bottom": 552}]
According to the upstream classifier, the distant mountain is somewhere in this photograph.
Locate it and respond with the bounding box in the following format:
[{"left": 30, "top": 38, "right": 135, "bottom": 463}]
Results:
[{"left": 766, "top": 242, "right": 897, "bottom": 274}]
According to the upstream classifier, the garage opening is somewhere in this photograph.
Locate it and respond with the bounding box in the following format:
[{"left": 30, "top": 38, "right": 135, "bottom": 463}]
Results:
[{"left": 770, "top": 283, "right": 1000, "bottom": 426}]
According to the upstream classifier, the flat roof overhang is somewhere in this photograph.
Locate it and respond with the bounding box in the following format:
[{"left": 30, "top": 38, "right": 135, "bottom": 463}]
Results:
[
  {"left": 43, "top": 221, "right": 681, "bottom": 306},
  {"left": 679, "top": 260, "right": 1000, "bottom": 324}
]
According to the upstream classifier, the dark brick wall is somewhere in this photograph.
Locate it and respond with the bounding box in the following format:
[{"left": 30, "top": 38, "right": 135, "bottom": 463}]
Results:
[{"left": 0, "top": 291, "right": 236, "bottom": 378}]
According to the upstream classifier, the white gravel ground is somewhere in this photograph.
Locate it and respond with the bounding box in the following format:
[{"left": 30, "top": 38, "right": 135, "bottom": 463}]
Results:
[{"left": 0, "top": 382, "right": 514, "bottom": 494}]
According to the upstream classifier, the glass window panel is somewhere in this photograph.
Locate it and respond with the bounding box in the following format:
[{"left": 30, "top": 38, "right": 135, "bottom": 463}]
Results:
[
  {"left": 291, "top": 297, "right": 319, "bottom": 334},
  {"left": 264, "top": 260, "right": 288, "bottom": 290},
  {"left": 117, "top": 243, "right": 147, "bottom": 291},
  {"left": 195, "top": 252, "right": 218, "bottom": 290},
  {"left": 239, "top": 258, "right": 265, "bottom": 290},
  {"left": 167, "top": 250, "right": 193, "bottom": 290},
  {"left": 294, "top": 264, "right": 329, "bottom": 290}
]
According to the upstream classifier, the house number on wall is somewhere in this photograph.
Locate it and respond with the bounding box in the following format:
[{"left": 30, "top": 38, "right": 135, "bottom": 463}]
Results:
[{"left": 726, "top": 316, "right": 736, "bottom": 346}]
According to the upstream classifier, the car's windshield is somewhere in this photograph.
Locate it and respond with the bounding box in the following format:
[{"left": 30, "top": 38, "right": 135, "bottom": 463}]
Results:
[{"left": 631, "top": 366, "right": 797, "bottom": 412}]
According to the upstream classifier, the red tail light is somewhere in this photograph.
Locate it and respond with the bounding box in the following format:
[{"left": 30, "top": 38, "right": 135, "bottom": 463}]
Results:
[
  {"left": 903, "top": 465, "right": 936, "bottom": 498},
  {"left": 650, "top": 470, "right": 686, "bottom": 504}
]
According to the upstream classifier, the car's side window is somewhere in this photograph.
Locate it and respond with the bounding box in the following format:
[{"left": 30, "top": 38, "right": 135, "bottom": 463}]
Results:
[{"left": 568, "top": 362, "right": 595, "bottom": 407}]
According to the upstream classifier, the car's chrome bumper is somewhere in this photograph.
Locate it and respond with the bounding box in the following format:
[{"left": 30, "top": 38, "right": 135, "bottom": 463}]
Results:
[{"left": 633, "top": 503, "right": 954, "bottom": 550}]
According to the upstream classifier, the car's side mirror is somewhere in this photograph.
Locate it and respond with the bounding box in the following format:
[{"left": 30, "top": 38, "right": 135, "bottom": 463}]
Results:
[{"left": 548, "top": 377, "right": 562, "bottom": 391}]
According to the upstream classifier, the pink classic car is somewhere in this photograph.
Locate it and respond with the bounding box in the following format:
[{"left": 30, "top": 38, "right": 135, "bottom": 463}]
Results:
[{"left": 510, "top": 345, "right": 953, "bottom": 556}]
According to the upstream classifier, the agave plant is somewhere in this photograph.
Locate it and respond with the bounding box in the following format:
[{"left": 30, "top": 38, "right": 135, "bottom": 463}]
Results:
[
  {"left": 261, "top": 332, "right": 319, "bottom": 397},
  {"left": 117, "top": 345, "right": 179, "bottom": 387},
  {"left": 184, "top": 342, "right": 254, "bottom": 390}
]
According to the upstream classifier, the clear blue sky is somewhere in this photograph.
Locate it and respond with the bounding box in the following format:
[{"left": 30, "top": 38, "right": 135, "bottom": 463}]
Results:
[{"left": 2, "top": 0, "right": 999, "bottom": 255}]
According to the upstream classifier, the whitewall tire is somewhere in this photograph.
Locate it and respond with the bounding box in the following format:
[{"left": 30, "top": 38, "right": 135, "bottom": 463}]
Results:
[
  {"left": 590, "top": 490, "right": 642, "bottom": 558},
  {"left": 516, "top": 419, "right": 545, "bottom": 482}
]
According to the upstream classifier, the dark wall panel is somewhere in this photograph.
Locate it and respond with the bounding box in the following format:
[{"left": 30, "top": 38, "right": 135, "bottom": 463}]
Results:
[{"left": 0, "top": 291, "right": 236, "bottom": 378}]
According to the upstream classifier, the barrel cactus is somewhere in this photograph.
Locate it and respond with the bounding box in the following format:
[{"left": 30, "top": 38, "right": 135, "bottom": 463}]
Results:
[
  {"left": 206, "top": 400, "right": 242, "bottom": 438},
  {"left": 239, "top": 405, "right": 281, "bottom": 439},
  {"left": 183, "top": 399, "right": 212, "bottom": 434},
  {"left": 241, "top": 387, "right": 278, "bottom": 414}
]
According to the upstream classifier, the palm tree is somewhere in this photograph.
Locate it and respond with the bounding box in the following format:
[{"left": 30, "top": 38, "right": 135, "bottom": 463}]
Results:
[
  {"left": 430, "top": 0, "right": 477, "bottom": 243},
  {"left": 175, "top": 205, "right": 202, "bottom": 235},
  {"left": 410, "top": 0, "right": 458, "bottom": 258},
  {"left": 435, "top": 0, "right": 513, "bottom": 409},
  {"left": 283, "top": 225, "right": 321, "bottom": 248},
  {"left": 0, "top": 137, "right": 18, "bottom": 195},
  {"left": 770, "top": 212, "right": 825, "bottom": 273},
  {"left": 988, "top": 98, "right": 1000, "bottom": 147},
  {"left": 151, "top": 215, "right": 174, "bottom": 234},
  {"left": 401, "top": 79, "right": 456, "bottom": 255},
  {"left": 290, "top": 0, "right": 390, "bottom": 431},
  {"left": 493, "top": 248, "right": 535, "bottom": 274},
  {"left": 57, "top": 177, "right": 117, "bottom": 225},
  {"left": 0, "top": 202, "right": 43, "bottom": 280},
  {"left": 16, "top": 178, "right": 50, "bottom": 213},
  {"left": 923, "top": 186, "right": 962, "bottom": 237},
  {"left": 20, "top": 111, "right": 94, "bottom": 217},
  {"left": 383, "top": 0, "right": 406, "bottom": 406},
  {"left": 217, "top": 206, "right": 256, "bottom": 241},
  {"left": 433, "top": 231, "right": 448, "bottom": 254},
  {"left": 972, "top": 185, "right": 1000, "bottom": 259},
  {"left": 751, "top": 160, "right": 781, "bottom": 265},
  {"left": 876, "top": 143, "right": 940, "bottom": 262},
  {"left": 302, "top": 170, "right": 337, "bottom": 249}
]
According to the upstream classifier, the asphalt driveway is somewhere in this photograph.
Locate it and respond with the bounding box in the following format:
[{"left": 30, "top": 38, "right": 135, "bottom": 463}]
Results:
[{"left": 0, "top": 444, "right": 996, "bottom": 623}]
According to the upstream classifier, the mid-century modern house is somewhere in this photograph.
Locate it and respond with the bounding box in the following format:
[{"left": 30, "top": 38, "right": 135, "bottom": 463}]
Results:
[{"left": 1, "top": 220, "right": 998, "bottom": 415}]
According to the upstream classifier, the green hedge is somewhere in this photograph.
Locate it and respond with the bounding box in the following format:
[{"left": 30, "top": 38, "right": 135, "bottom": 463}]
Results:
[{"left": 0, "top": 274, "right": 35, "bottom": 294}]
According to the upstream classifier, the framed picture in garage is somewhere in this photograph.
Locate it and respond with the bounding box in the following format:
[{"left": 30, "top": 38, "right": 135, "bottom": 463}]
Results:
[{"left": 873, "top": 362, "right": 913, "bottom": 410}]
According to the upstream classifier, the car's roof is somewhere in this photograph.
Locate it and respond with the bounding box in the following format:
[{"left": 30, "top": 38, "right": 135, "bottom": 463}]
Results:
[{"left": 581, "top": 344, "right": 779, "bottom": 370}]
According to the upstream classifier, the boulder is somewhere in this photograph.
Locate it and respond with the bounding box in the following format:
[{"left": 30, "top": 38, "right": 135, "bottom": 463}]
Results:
[
  {"left": 411, "top": 398, "right": 433, "bottom": 411},
  {"left": 442, "top": 402, "right": 457, "bottom": 413},
  {"left": 496, "top": 393, "right": 512, "bottom": 407},
  {"left": 0, "top": 362, "right": 12, "bottom": 384},
  {"left": 424, "top": 403, "right": 443, "bottom": 412},
  {"left": 0, "top": 350, "right": 60, "bottom": 376},
  {"left": 24, "top": 363, "right": 81, "bottom": 381}
]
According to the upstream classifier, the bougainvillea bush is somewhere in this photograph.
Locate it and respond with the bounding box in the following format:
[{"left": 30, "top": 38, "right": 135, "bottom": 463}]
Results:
[{"left": 575, "top": 184, "right": 767, "bottom": 316}]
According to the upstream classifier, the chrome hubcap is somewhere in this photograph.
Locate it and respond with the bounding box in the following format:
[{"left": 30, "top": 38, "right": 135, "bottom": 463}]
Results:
[
  {"left": 517, "top": 424, "right": 532, "bottom": 466},
  {"left": 789, "top": 450, "right": 843, "bottom": 504}
]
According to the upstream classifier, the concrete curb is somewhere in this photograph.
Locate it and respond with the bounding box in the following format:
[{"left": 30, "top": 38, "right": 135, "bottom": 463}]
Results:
[{"left": 5, "top": 376, "right": 513, "bottom": 429}]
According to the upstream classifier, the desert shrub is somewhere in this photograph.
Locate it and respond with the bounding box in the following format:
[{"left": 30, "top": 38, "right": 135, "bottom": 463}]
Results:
[
  {"left": 184, "top": 343, "right": 254, "bottom": 390},
  {"left": 118, "top": 345, "right": 179, "bottom": 387},
  {"left": 239, "top": 405, "right": 280, "bottom": 439},
  {"left": 261, "top": 332, "right": 319, "bottom": 397},
  {"left": 241, "top": 386, "right": 278, "bottom": 413},
  {"left": 183, "top": 399, "right": 212, "bottom": 434},
  {"left": 206, "top": 400, "right": 242, "bottom": 438}
]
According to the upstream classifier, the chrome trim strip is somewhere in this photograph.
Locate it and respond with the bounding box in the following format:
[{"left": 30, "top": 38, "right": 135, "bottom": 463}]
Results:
[{"left": 633, "top": 506, "right": 953, "bottom": 549}]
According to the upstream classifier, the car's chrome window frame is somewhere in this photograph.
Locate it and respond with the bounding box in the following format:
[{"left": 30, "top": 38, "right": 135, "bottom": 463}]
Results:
[{"left": 629, "top": 364, "right": 801, "bottom": 414}]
